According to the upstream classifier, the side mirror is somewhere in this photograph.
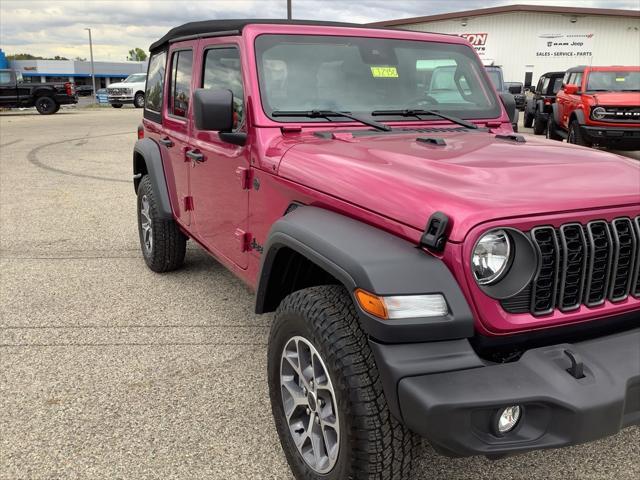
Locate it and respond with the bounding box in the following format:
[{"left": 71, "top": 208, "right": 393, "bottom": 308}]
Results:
[
  {"left": 564, "top": 83, "right": 579, "bottom": 95},
  {"left": 508, "top": 85, "right": 522, "bottom": 94},
  {"left": 193, "top": 88, "right": 246, "bottom": 146},
  {"left": 499, "top": 92, "right": 518, "bottom": 124}
]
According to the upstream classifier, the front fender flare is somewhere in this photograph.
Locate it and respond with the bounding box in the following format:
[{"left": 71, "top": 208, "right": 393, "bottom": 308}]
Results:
[
  {"left": 133, "top": 138, "right": 172, "bottom": 219},
  {"left": 256, "top": 207, "right": 474, "bottom": 344}
]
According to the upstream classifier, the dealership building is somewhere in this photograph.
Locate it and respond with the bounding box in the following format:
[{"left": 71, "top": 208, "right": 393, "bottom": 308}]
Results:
[
  {"left": 6, "top": 58, "right": 146, "bottom": 88},
  {"left": 371, "top": 4, "right": 640, "bottom": 87}
]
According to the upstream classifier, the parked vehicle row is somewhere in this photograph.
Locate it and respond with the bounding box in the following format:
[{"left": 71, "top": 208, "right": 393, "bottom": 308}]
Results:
[{"left": 133, "top": 20, "right": 639, "bottom": 480}]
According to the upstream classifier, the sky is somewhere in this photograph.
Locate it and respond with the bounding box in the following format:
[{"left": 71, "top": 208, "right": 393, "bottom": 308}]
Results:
[{"left": 1, "top": 0, "right": 639, "bottom": 61}]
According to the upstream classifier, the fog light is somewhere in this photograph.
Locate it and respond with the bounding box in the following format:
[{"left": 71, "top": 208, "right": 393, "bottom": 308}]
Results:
[{"left": 495, "top": 405, "right": 521, "bottom": 435}]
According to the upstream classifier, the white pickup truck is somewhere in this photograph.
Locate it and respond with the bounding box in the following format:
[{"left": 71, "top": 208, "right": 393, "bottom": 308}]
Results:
[{"left": 107, "top": 73, "right": 146, "bottom": 108}]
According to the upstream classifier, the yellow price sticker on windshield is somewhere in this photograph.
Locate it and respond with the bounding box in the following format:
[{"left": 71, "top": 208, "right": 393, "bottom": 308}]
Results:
[
  {"left": 370, "top": 66, "right": 399, "bottom": 78},
  {"left": 615, "top": 77, "right": 626, "bottom": 82}
]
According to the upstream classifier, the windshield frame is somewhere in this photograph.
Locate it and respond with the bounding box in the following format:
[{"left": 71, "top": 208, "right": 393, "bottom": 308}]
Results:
[{"left": 253, "top": 32, "right": 502, "bottom": 125}]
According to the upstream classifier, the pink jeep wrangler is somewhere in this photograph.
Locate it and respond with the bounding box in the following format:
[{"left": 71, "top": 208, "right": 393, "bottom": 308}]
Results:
[{"left": 133, "top": 20, "right": 640, "bottom": 480}]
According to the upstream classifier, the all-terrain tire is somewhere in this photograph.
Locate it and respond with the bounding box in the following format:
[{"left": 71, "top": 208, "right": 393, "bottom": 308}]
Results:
[
  {"left": 268, "top": 285, "right": 420, "bottom": 480},
  {"left": 136, "top": 175, "right": 186, "bottom": 272},
  {"left": 532, "top": 112, "right": 546, "bottom": 135},
  {"left": 35, "top": 96, "right": 58, "bottom": 115},
  {"left": 568, "top": 120, "right": 591, "bottom": 147},
  {"left": 523, "top": 110, "right": 534, "bottom": 128},
  {"left": 134, "top": 92, "right": 145, "bottom": 108},
  {"left": 546, "top": 116, "right": 563, "bottom": 141}
]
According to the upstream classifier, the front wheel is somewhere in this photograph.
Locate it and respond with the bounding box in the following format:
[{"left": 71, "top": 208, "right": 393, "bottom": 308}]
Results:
[
  {"left": 134, "top": 92, "right": 145, "bottom": 108},
  {"left": 568, "top": 120, "right": 591, "bottom": 147},
  {"left": 35, "top": 96, "right": 58, "bottom": 115},
  {"left": 137, "top": 175, "right": 186, "bottom": 272},
  {"left": 268, "top": 285, "right": 419, "bottom": 480}
]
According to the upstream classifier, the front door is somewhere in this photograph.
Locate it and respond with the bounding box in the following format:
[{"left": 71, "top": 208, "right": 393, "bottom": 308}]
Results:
[
  {"left": 162, "top": 46, "right": 194, "bottom": 226},
  {"left": 189, "top": 42, "right": 249, "bottom": 268}
]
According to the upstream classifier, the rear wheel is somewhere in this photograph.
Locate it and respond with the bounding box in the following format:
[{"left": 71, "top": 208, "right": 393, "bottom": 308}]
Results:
[
  {"left": 532, "top": 112, "right": 546, "bottom": 135},
  {"left": 269, "top": 285, "right": 419, "bottom": 480},
  {"left": 35, "top": 96, "right": 58, "bottom": 115},
  {"left": 137, "top": 175, "right": 186, "bottom": 272},
  {"left": 523, "top": 110, "right": 534, "bottom": 128},
  {"left": 134, "top": 92, "right": 145, "bottom": 108},
  {"left": 568, "top": 120, "right": 591, "bottom": 147},
  {"left": 546, "top": 116, "right": 563, "bottom": 141}
]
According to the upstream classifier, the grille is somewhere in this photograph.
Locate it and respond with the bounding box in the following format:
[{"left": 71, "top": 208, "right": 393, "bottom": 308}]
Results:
[
  {"left": 593, "top": 106, "right": 640, "bottom": 123},
  {"left": 502, "top": 216, "right": 640, "bottom": 315},
  {"left": 108, "top": 87, "right": 131, "bottom": 95}
]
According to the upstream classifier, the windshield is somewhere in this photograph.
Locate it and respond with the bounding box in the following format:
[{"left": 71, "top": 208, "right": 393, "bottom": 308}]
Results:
[
  {"left": 123, "top": 74, "right": 146, "bottom": 83},
  {"left": 586, "top": 71, "right": 640, "bottom": 92},
  {"left": 485, "top": 69, "right": 502, "bottom": 91},
  {"left": 255, "top": 34, "right": 500, "bottom": 122}
]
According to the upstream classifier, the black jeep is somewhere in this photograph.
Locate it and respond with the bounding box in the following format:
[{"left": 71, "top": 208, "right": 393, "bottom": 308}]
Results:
[{"left": 524, "top": 71, "right": 565, "bottom": 135}]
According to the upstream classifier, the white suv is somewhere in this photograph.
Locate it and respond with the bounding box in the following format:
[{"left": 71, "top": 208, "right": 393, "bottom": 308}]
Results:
[{"left": 107, "top": 73, "right": 146, "bottom": 108}]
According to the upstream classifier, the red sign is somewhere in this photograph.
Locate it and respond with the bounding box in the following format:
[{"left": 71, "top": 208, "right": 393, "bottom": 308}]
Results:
[{"left": 459, "top": 33, "right": 488, "bottom": 46}]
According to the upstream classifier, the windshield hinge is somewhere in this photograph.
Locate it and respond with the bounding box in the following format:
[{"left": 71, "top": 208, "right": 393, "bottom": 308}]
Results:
[
  {"left": 235, "top": 167, "right": 252, "bottom": 190},
  {"left": 420, "top": 211, "right": 449, "bottom": 251}
]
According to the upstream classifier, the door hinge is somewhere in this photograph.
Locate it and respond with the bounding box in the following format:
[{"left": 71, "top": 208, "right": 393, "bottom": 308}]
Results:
[
  {"left": 184, "top": 196, "right": 194, "bottom": 211},
  {"left": 235, "top": 166, "right": 253, "bottom": 190},
  {"left": 235, "top": 229, "right": 251, "bottom": 252}
]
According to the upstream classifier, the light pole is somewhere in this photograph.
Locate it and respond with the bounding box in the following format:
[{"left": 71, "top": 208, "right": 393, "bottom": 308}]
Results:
[
  {"left": 287, "top": 0, "right": 292, "bottom": 19},
  {"left": 85, "top": 28, "right": 96, "bottom": 103}
]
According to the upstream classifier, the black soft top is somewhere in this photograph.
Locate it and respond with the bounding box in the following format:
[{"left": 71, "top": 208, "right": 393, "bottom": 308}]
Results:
[{"left": 149, "top": 19, "right": 367, "bottom": 53}]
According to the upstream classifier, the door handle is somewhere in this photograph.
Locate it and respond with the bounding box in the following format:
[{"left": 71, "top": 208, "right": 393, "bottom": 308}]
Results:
[
  {"left": 158, "top": 137, "right": 174, "bottom": 148},
  {"left": 186, "top": 149, "right": 205, "bottom": 164}
]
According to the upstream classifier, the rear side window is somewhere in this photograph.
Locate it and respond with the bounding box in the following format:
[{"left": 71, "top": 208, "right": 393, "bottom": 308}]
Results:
[
  {"left": 0, "top": 71, "right": 12, "bottom": 84},
  {"left": 145, "top": 51, "right": 166, "bottom": 113},
  {"left": 170, "top": 50, "right": 193, "bottom": 118},
  {"left": 202, "top": 48, "right": 245, "bottom": 127}
]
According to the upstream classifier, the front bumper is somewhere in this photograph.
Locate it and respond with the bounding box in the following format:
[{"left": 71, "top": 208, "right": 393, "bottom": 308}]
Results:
[
  {"left": 580, "top": 125, "right": 640, "bottom": 150},
  {"left": 108, "top": 95, "right": 134, "bottom": 105},
  {"left": 373, "top": 326, "right": 640, "bottom": 457}
]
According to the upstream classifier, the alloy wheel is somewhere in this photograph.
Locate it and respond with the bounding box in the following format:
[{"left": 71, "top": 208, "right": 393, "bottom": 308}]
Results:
[
  {"left": 140, "top": 195, "right": 153, "bottom": 253},
  {"left": 280, "top": 336, "right": 340, "bottom": 474}
]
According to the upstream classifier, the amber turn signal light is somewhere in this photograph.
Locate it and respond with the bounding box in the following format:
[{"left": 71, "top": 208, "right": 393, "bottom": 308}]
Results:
[{"left": 354, "top": 289, "right": 388, "bottom": 319}]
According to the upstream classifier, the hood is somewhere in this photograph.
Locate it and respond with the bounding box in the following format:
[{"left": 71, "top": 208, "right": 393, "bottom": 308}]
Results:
[
  {"left": 277, "top": 130, "right": 640, "bottom": 241},
  {"left": 591, "top": 91, "right": 640, "bottom": 106},
  {"left": 107, "top": 82, "right": 128, "bottom": 89}
]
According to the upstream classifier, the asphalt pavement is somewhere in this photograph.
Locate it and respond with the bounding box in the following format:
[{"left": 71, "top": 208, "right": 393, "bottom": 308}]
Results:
[{"left": 1, "top": 106, "right": 638, "bottom": 479}]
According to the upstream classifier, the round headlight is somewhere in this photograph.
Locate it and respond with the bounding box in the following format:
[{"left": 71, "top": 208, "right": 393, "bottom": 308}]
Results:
[
  {"left": 472, "top": 230, "right": 511, "bottom": 285},
  {"left": 592, "top": 106, "right": 606, "bottom": 120}
]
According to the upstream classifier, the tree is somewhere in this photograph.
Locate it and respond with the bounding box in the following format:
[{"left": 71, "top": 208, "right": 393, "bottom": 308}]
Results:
[
  {"left": 127, "top": 48, "right": 147, "bottom": 62},
  {"left": 74, "top": 56, "right": 87, "bottom": 61},
  {"left": 7, "top": 53, "right": 69, "bottom": 60}
]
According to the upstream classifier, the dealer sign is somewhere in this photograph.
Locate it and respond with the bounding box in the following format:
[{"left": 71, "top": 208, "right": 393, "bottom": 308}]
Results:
[{"left": 536, "top": 32, "right": 594, "bottom": 58}]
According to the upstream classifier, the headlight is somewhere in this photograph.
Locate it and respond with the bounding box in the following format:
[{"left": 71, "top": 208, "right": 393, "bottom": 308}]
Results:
[
  {"left": 472, "top": 230, "right": 511, "bottom": 285},
  {"left": 591, "top": 106, "right": 606, "bottom": 120}
]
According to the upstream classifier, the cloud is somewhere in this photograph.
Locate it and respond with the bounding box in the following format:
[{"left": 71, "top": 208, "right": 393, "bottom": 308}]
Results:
[{"left": 1, "top": 0, "right": 638, "bottom": 60}]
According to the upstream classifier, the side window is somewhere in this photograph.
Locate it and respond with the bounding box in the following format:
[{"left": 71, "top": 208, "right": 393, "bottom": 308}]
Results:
[
  {"left": 573, "top": 72, "right": 583, "bottom": 90},
  {"left": 170, "top": 50, "right": 193, "bottom": 118},
  {"left": 541, "top": 77, "right": 550, "bottom": 94},
  {"left": 202, "top": 48, "right": 245, "bottom": 128},
  {"left": 536, "top": 77, "right": 545, "bottom": 94},
  {"left": 0, "top": 71, "right": 12, "bottom": 84},
  {"left": 145, "top": 51, "right": 166, "bottom": 113}
]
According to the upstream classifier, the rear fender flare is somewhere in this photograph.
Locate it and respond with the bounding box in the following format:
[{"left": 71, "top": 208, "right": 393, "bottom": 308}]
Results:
[{"left": 133, "top": 138, "right": 172, "bottom": 219}]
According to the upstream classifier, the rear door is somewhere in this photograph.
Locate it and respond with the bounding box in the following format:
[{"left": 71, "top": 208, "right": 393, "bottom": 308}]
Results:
[
  {"left": 162, "top": 45, "right": 195, "bottom": 226},
  {"left": 188, "top": 40, "right": 250, "bottom": 268}
]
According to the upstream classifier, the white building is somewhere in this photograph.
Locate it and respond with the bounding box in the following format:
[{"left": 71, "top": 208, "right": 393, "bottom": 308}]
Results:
[{"left": 371, "top": 4, "right": 640, "bottom": 87}]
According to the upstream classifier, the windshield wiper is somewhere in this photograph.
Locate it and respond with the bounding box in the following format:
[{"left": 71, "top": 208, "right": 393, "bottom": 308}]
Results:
[
  {"left": 371, "top": 109, "right": 478, "bottom": 129},
  {"left": 271, "top": 110, "right": 391, "bottom": 132}
]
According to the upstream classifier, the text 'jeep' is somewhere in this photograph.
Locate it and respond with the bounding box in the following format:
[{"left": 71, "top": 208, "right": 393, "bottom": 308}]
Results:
[{"left": 133, "top": 20, "right": 640, "bottom": 480}]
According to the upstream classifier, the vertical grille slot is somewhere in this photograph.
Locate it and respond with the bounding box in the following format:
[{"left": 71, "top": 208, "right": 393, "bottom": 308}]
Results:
[
  {"left": 530, "top": 227, "right": 560, "bottom": 315},
  {"left": 584, "top": 221, "right": 613, "bottom": 306},
  {"left": 633, "top": 217, "right": 640, "bottom": 298},
  {"left": 610, "top": 218, "right": 638, "bottom": 302},
  {"left": 558, "top": 224, "right": 588, "bottom": 311}
]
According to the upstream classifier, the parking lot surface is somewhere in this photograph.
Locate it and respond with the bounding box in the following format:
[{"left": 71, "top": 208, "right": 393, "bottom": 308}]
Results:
[{"left": 1, "top": 107, "right": 638, "bottom": 479}]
